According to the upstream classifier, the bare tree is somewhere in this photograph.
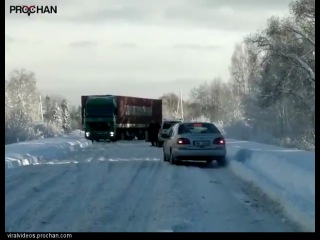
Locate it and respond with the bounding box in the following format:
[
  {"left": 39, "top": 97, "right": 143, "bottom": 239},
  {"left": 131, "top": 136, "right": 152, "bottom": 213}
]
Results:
[{"left": 160, "top": 93, "right": 181, "bottom": 119}]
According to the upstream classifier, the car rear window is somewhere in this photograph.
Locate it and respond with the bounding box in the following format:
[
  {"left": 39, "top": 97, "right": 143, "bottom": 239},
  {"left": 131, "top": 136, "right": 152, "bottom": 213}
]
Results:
[
  {"left": 178, "top": 123, "right": 221, "bottom": 134},
  {"left": 162, "top": 121, "right": 180, "bottom": 129}
]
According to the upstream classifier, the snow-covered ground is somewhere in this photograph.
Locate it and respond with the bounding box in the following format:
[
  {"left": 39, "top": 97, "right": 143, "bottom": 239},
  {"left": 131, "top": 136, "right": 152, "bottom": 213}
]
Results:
[
  {"left": 4, "top": 133, "right": 314, "bottom": 232},
  {"left": 226, "top": 140, "right": 315, "bottom": 232},
  {"left": 5, "top": 141, "right": 298, "bottom": 232}
]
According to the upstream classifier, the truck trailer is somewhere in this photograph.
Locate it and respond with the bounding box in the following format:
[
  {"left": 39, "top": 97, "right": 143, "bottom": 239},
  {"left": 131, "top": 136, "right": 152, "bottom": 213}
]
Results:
[{"left": 81, "top": 95, "right": 162, "bottom": 142}]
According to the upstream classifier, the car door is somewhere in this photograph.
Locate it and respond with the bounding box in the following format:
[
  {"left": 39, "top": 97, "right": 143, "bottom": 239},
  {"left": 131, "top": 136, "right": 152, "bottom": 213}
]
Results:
[
  {"left": 163, "top": 127, "right": 172, "bottom": 155},
  {"left": 166, "top": 124, "right": 180, "bottom": 153},
  {"left": 163, "top": 124, "right": 177, "bottom": 155}
]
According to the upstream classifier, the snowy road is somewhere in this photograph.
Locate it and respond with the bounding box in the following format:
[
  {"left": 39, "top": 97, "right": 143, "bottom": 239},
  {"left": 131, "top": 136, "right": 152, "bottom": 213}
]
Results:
[{"left": 5, "top": 141, "right": 299, "bottom": 232}]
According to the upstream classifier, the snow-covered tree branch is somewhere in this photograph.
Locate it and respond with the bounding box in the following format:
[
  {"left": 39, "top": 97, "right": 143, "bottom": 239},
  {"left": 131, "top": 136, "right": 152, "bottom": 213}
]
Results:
[
  {"left": 5, "top": 69, "right": 82, "bottom": 144},
  {"left": 162, "top": 0, "right": 314, "bottom": 151}
]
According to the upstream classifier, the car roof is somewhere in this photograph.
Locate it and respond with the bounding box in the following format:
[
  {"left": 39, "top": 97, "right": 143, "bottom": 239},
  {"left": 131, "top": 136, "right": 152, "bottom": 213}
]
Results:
[
  {"left": 180, "top": 121, "right": 214, "bottom": 125},
  {"left": 163, "top": 118, "right": 182, "bottom": 121},
  {"left": 162, "top": 120, "right": 182, "bottom": 123}
]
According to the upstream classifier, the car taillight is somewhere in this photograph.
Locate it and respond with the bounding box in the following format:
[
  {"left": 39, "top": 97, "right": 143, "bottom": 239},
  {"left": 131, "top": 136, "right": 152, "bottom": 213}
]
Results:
[
  {"left": 177, "top": 138, "right": 190, "bottom": 144},
  {"left": 213, "top": 137, "right": 225, "bottom": 145}
]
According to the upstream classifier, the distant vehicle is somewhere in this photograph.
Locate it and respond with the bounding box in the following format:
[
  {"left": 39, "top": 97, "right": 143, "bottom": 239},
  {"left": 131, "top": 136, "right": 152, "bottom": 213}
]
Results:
[
  {"left": 81, "top": 95, "right": 162, "bottom": 142},
  {"left": 162, "top": 122, "right": 227, "bottom": 166},
  {"left": 157, "top": 119, "right": 183, "bottom": 147}
]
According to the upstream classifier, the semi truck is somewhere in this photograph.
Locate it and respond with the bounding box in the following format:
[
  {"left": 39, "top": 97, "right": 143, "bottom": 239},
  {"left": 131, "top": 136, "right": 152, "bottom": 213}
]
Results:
[{"left": 81, "top": 95, "right": 162, "bottom": 142}]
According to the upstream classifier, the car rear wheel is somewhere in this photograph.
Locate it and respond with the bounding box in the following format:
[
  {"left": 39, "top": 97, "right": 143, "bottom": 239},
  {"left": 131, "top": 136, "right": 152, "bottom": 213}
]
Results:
[
  {"left": 163, "top": 149, "right": 168, "bottom": 162},
  {"left": 169, "top": 150, "right": 176, "bottom": 165},
  {"left": 216, "top": 156, "right": 227, "bottom": 167}
]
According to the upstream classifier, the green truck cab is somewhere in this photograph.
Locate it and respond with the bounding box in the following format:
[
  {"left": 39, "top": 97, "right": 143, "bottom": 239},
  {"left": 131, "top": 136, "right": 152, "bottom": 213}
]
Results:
[{"left": 83, "top": 96, "right": 117, "bottom": 142}]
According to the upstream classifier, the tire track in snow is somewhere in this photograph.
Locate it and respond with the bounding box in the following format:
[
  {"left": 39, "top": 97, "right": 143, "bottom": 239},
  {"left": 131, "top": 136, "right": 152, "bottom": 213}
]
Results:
[
  {"left": 27, "top": 149, "right": 111, "bottom": 232},
  {"left": 5, "top": 147, "right": 101, "bottom": 232},
  {"left": 5, "top": 166, "right": 73, "bottom": 232},
  {"left": 172, "top": 163, "right": 297, "bottom": 232},
  {"left": 200, "top": 165, "right": 302, "bottom": 231},
  {"left": 30, "top": 145, "right": 138, "bottom": 232},
  {"left": 93, "top": 161, "right": 162, "bottom": 231},
  {"left": 123, "top": 161, "right": 165, "bottom": 231},
  {"left": 156, "top": 163, "right": 206, "bottom": 232},
  {"left": 128, "top": 161, "right": 180, "bottom": 232},
  {"left": 71, "top": 160, "right": 149, "bottom": 231},
  {"left": 5, "top": 165, "right": 70, "bottom": 212},
  {"left": 5, "top": 143, "right": 164, "bottom": 232},
  {"left": 5, "top": 165, "right": 64, "bottom": 195},
  {"left": 177, "top": 164, "right": 260, "bottom": 231}
]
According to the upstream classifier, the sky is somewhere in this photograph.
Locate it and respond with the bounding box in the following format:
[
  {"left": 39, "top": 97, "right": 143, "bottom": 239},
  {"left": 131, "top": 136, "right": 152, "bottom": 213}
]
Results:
[{"left": 5, "top": 0, "right": 292, "bottom": 106}]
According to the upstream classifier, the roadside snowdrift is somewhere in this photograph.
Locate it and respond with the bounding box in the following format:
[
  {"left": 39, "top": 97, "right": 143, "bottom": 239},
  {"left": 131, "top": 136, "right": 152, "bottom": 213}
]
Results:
[
  {"left": 226, "top": 140, "right": 315, "bottom": 232},
  {"left": 5, "top": 130, "right": 91, "bottom": 170}
]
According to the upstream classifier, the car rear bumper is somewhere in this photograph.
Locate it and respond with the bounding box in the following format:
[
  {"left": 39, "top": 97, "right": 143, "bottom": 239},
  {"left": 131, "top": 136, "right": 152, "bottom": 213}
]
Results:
[{"left": 172, "top": 148, "right": 226, "bottom": 160}]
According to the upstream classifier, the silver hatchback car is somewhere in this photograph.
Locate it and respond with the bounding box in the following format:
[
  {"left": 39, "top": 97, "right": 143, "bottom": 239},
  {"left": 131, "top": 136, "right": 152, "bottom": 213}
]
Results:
[{"left": 162, "top": 122, "right": 227, "bottom": 166}]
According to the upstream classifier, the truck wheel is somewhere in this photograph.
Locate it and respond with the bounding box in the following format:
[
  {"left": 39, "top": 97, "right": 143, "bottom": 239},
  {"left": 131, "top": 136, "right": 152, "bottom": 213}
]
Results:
[
  {"left": 138, "top": 135, "right": 145, "bottom": 140},
  {"left": 126, "top": 135, "right": 135, "bottom": 141}
]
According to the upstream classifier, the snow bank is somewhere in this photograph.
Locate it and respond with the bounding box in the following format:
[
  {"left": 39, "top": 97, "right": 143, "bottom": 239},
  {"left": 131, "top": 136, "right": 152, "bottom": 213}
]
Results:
[
  {"left": 226, "top": 140, "right": 315, "bottom": 232},
  {"left": 5, "top": 130, "right": 91, "bottom": 170}
]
